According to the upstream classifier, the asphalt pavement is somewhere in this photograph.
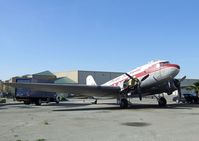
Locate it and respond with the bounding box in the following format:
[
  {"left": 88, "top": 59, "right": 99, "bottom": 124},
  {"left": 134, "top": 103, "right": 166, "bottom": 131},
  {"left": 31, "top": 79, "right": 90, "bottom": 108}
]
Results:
[{"left": 0, "top": 98, "right": 199, "bottom": 141}]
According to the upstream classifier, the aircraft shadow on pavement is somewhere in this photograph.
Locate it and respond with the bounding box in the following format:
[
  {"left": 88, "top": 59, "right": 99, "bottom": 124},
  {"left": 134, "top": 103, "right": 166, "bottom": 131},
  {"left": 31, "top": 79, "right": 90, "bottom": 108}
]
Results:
[
  {"left": 0, "top": 102, "right": 91, "bottom": 109},
  {"left": 0, "top": 107, "right": 8, "bottom": 110},
  {"left": 52, "top": 103, "right": 199, "bottom": 112},
  {"left": 43, "top": 102, "right": 92, "bottom": 108},
  {"left": 0, "top": 102, "right": 24, "bottom": 109},
  {"left": 0, "top": 103, "right": 40, "bottom": 110},
  {"left": 0, "top": 103, "right": 23, "bottom": 106}
]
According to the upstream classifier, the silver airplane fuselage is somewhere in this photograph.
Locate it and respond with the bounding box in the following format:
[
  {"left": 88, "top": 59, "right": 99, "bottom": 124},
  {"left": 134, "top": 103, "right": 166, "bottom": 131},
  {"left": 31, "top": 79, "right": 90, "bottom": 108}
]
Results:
[{"left": 103, "top": 60, "right": 180, "bottom": 97}]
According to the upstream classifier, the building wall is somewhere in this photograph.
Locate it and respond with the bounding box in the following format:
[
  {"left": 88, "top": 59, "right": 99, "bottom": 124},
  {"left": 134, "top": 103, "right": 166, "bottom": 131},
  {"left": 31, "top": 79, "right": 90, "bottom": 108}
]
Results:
[{"left": 181, "top": 79, "right": 199, "bottom": 94}]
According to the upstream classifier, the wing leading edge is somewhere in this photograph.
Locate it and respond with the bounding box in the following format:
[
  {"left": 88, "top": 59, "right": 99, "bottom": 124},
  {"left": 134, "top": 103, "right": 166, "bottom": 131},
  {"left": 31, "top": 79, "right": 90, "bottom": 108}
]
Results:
[{"left": 5, "top": 83, "right": 121, "bottom": 98}]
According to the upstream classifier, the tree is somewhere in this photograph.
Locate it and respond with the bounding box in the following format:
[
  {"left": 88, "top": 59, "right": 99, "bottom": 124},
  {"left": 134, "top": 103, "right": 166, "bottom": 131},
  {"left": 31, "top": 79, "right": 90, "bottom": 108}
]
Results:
[{"left": 187, "top": 81, "right": 199, "bottom": 97}]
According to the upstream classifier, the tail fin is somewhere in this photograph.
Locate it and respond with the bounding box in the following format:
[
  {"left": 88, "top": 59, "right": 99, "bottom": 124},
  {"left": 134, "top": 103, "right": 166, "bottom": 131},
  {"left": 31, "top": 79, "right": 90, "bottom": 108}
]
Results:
[{"left": 86, "top": 75, "right": 97, "bottom": 86}]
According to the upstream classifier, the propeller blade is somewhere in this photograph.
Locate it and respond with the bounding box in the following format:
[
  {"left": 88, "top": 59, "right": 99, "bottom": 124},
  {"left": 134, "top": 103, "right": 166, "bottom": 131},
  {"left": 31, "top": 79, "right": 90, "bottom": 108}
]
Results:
[
  {"left": 136, "top": 81, "right": 142, "bottom": 101},
  {"left": 125, "top": 73, "right": 134, "bottom": 79},
  {"left": 179, "top": 76, "right": 186, "bottom": 82},
  {"left": 177, "top": 85, "right": 182, "bottom": 103},
  {"left": 141, "top": 74, "right": 149, "bottom": 82},
  {"left": 174, "top": 76, "right": 186, "bottom": 103},
  {"left": 174, "top": 79, "right": 182, "bottom": 103},
  {"left": 139, "top": 92, "right": 142, "bottom": 101}
]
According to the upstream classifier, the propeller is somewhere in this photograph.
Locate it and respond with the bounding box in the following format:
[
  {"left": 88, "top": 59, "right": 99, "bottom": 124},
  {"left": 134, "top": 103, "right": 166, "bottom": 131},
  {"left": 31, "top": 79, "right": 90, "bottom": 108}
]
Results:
[
  {"left": 174, "top": 76, "right": 186, "bottom": 103},
  {"left": 125, "top": 73, "right": 149, "bottom": 82},
  {"left": 125, "top": 73, "right": 149, "bottom": 101}
]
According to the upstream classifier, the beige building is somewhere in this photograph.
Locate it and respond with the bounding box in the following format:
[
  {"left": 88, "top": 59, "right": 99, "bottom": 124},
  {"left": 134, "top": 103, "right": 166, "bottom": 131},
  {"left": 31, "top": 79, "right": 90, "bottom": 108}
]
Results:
[{"left": 54, "top": 70, "right": 123, "bottom": 85}]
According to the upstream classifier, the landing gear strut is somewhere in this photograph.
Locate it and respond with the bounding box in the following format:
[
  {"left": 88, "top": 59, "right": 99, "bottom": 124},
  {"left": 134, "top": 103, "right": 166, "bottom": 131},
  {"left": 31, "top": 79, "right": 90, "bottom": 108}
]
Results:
[
  {"left": 158, "top": 97, "right": 167, "bottom": 107},
  {"left": 92, "top": 99, "right": 98, "bottom": 104},
  {"left": 94, "top": 99, "right": 97, "bottom": 104}
]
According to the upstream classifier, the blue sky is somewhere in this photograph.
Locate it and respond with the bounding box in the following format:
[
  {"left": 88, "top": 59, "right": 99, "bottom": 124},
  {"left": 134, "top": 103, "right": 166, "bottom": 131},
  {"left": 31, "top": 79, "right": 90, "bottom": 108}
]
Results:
[{"left": 0, "top": 0, "right": 199, "bottom": 80}]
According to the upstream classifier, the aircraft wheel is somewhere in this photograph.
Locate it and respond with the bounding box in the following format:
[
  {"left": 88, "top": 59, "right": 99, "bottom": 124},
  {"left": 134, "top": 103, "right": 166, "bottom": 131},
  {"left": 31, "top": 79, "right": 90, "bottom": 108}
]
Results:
[
  {"left": 120, "top": 99, "right": 128, "bottom": 109},
  {"left": 46, "top": 97, "right": 50, "bottom": 103},
  {"left": 158, "top": 97, "right": 167, "bottom": 107}
]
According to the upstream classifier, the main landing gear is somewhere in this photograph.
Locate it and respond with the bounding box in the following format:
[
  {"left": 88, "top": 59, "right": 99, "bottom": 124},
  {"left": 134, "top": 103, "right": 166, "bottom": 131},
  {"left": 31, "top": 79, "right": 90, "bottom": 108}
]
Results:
[
  {"left": 120, "top": 98, "right": 128, "bottom": 109},
  {"left": 91, "top": 98, "right": 98, "bottom": 104},
  {"left": 157, "top": 97, "right": 167, "bottom": 107},
  {"left": 118, "top": 96, "right": 167, "bottom": 109}
]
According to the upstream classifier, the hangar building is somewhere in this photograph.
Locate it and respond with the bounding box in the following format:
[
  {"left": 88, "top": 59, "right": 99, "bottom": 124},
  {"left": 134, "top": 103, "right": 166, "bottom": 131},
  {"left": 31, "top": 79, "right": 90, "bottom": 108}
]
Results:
[{"left": 54, "top": 70, "right": 123, "bottom": 85}]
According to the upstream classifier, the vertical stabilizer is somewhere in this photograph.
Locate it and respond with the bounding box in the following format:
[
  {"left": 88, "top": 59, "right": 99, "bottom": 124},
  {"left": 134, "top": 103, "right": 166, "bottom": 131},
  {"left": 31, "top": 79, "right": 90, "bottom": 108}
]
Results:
[{"left": 86, "top": 75, "right": 97, "bottom": 86}]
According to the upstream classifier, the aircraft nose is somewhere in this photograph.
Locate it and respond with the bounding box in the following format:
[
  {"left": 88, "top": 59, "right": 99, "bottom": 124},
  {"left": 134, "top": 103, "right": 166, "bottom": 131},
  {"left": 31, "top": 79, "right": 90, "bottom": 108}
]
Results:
[
  {"left": 153, "top": 63, "right": 180, "bottom": 81},
  {"left": 167, "top": 64, "right": 180, "bottom": 77}
]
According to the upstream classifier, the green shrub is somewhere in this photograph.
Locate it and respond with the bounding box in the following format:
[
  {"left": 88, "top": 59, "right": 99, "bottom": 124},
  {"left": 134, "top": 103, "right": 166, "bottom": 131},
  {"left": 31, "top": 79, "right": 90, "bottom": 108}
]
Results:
[{"left": 0, "top": 98, "right": 6, "bottom": 103}]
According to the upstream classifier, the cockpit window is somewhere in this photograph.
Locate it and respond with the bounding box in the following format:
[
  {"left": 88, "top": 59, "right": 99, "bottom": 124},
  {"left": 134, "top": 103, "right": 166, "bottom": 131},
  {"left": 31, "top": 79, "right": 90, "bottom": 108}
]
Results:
[{"left": 160, "top": 61, "right": 169, "bottom": 66}]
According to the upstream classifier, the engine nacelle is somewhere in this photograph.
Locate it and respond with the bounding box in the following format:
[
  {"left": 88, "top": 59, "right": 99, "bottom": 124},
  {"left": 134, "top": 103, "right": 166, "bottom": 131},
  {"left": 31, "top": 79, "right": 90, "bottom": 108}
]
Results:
[
  {"left": 165, "top": 80, "right": 178, "bottom": 95},
  {"left": 123, "top": 79, "right": 138, "bottom": 90}
]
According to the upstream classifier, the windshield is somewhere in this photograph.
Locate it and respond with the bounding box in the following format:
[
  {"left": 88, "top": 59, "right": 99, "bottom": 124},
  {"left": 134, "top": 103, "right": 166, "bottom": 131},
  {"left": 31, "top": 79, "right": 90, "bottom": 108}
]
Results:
[{"left": 160, "top": 61, "right": 170, "bottom": 66}]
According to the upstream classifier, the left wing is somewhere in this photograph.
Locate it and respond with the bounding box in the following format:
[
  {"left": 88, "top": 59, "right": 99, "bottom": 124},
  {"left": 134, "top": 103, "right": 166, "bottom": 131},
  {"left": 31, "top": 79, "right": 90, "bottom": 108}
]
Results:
[{"left": 5, "top": 83, "right": 121, "bottom": 98}]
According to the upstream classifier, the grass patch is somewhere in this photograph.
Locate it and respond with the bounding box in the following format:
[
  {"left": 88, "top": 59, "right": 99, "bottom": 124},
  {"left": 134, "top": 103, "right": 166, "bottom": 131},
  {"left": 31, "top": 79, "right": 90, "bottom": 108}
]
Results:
[{"left": 44, "top": 120, "right": 49, "bottom": 125}]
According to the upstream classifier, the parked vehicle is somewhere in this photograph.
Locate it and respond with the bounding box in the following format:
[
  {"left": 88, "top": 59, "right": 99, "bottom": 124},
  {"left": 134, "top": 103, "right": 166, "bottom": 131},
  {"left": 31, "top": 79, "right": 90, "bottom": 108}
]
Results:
[
  {"left": 15, "top": 78, "right": 60, "bottom": 105},
  {"left": 173, "top": 93, "right": 199, "bottom": 104}
]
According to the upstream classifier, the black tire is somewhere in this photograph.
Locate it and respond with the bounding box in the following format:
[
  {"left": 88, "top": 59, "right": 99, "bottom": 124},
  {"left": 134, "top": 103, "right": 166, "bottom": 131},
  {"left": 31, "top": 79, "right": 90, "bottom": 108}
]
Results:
[
  {"left": 24, "top": 101, "right": 31, "bottom": 105},
  {"left": 35, "top": 99, "right": 42, "bottom": 106},
  {"left": 46, "top": 97, "right": 50, "bottom": 103},
  {"left": 158, "top": 97, "right": 167, "bottom": 107},
  {"left": 56, "top": 96, "right": 60, "bottom": 104},
  {"left": 120, "top": 99, "right": 128, "bottom": 109}
]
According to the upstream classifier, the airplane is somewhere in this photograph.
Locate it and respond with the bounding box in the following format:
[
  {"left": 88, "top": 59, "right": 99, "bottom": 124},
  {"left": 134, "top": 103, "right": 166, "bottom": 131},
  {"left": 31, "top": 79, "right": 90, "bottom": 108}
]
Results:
[{"left": 5, "top": 60, "right": 185, "bottom": 108}]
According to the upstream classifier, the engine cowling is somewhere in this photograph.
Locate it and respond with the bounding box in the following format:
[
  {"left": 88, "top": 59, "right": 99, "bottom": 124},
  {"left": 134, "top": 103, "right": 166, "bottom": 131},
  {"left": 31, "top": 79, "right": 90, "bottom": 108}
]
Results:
[
  {"left": 123, "top": 79, "right": 138, "bottom": 90},
  {"left": 165, "top": 80, "right": 178, "bottom": 95}
]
